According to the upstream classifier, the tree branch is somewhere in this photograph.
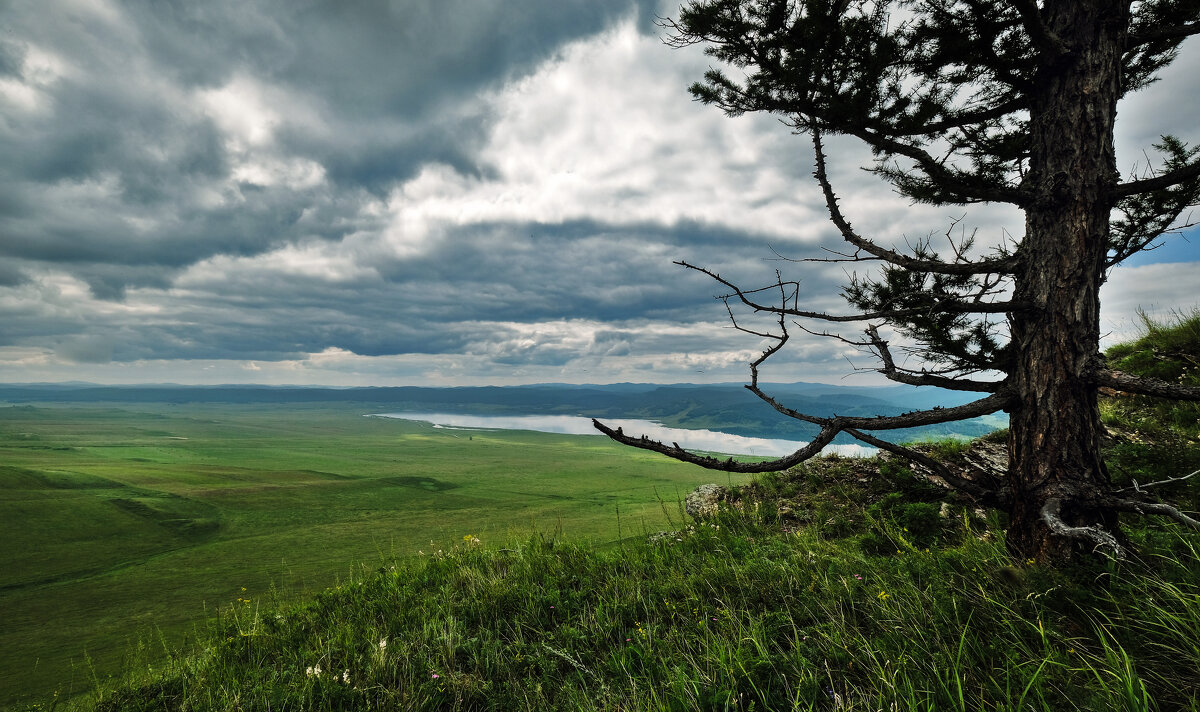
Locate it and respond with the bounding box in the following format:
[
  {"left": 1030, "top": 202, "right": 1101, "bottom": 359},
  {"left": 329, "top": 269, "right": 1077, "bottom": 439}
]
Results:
[
  {"left": 743, "top": 387, "right": 1013, "bottom": 431},
  {"left": 591, "top": 419, "right": 842, "bottom": 474},
  {"left": 887, "top": 98, "right": 1028, "bottom": 137},
  {"left": 843, "top": 427, "right": 1009, "bottom": 507},
  {"left": 866, "top": 325, "right": 1004, "bottom": 392},
  {"left": 1117, "top": 468, "right": 1200, "bottom": 494},
  {"left": 1105, "top": 497, "right": 1200, "bottom": 529},
  {"left": 1095, "top": 369, "right": 1200, "bottom": 401},
  {"left": 1040, "top": 497, "right": 1126, "bottom": 558},
  {"left": 811, "top": 131, "right": 1020, "bottom": 276},
  {"left": 676, "top": 261, "right": 1025, "bottom": 322},
  {"left": 1127, "top": 21, "right": 1200, "bottom": 47},
  {"left": 842, "top": 125, "right": 1031, "bottom": 206},
  {"left": 1008, "top": 0, "right": 1069, "bottom": 57},
  {"left": 1110, "top": 157, "right": 1200, "bottom": 198}
]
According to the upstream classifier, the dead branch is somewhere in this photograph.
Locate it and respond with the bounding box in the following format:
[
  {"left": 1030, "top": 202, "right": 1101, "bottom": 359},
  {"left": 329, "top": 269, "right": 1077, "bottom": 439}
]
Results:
[
  {"left": 1118, "top": 468, "right": 1200, "bottom": 494},
  {"left": 812, "top": 131, "right": 1020, "bottom": 276},
  {"left": 591, "top": 419, "right": 842, "bottom": 473},
  {"left": 1040, "top": 497, "right": 1126, "bottom": 558},
  {"left": 677, "top": 261, "right": 1025, "bottom": 322},
  {"left": 1105, "top": 497, "right": 1200, "bottom": 529},
  {"left": 744, "top": 386, "right": 1013, "bottom": 431}
]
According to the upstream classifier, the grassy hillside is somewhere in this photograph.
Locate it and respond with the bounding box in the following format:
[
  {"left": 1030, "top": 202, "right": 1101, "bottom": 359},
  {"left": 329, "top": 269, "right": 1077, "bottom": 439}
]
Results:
[
  {"left": 0, "top": 404, "right": 733, "bottom": 709},
  {"left": 6, "top": 313, "right": 1199, "bottom": 710},
  {"left": 54, "top": 459, "right": 1200, "bottom": 711}
]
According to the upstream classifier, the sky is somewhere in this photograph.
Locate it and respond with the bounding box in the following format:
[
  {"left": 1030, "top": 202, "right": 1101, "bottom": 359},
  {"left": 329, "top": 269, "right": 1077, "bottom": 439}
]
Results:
[{"left": 1, "top": 0, "right": 1197, "bottom": 387}]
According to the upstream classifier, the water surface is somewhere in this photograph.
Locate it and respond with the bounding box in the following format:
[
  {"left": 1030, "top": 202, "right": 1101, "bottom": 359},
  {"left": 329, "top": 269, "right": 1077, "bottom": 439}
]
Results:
[{"left": 372, "top": 412, "right": 875, "bottom": 458}]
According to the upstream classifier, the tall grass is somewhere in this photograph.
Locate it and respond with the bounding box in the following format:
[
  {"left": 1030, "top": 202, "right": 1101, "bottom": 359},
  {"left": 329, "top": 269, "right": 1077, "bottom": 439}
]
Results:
[{"left": 46, "top": 500, "right": 1198, "bottom": 712}]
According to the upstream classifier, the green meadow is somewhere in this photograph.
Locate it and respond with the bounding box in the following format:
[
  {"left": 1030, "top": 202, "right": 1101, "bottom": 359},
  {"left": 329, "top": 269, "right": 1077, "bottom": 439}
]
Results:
[{"left": 0, "top": 402, "right": 735, "bottom": 708}]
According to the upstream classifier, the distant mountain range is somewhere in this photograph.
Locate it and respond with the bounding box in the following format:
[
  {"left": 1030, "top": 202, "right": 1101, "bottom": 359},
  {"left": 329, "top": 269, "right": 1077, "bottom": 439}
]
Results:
[{"left": 0, "top": 381, "right": 1006, "bottom": 445}]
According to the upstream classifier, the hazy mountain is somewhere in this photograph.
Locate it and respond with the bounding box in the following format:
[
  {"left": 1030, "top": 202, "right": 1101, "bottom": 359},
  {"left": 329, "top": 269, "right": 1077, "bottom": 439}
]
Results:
[{"left": 0, "top": 382, "right": 1003, "bottom": 444}]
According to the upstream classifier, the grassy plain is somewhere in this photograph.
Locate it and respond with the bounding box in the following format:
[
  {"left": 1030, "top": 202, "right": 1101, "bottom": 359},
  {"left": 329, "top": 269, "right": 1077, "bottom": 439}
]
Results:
[{"left": 0, "top": 402, "right": 734, "bottom": 708}]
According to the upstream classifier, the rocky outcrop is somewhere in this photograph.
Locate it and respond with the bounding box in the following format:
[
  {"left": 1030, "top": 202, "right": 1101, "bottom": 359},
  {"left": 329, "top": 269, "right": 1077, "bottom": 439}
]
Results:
[{"left": 684, "top": 483, "right": 727, "bottom": 518}]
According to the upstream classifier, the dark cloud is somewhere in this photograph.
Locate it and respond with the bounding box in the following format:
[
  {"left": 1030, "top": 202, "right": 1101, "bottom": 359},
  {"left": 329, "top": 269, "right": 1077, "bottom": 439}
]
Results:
[
  {"left": 0, "top": 0, "right": 655, "bottom": 287},
  {"left": 0, "top": 262, "right": 28, "bottom": 287},
  {"left": 0, "top": 37, "right": 24, "bottom": 76},
  {"left": 0, "top": 0, "right": 1194, "bottom": 385}
]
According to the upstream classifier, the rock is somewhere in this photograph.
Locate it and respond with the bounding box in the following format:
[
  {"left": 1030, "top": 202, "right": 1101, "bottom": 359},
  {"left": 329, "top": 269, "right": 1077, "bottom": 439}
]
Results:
[{"left": 685, "top": 483, "right": 727, "bottom": 518}]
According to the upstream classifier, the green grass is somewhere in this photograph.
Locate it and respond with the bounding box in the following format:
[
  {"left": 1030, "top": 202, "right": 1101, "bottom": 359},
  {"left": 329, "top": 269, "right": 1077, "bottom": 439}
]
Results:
[
  {"left": 1101, "top": 310, "right": 1200, "bottom": 509},
  {"left": 66, "top": 505, "right": 1200, "bottom": 711},
  {"left": 7, "top": 308, "right": 1200, "bottom": 710},
  {"left": 9, "top": 409, "right": 1199, "bottom": 710},
  {"left": 0, "top": 403, "right": 739, "bottom": 709}
]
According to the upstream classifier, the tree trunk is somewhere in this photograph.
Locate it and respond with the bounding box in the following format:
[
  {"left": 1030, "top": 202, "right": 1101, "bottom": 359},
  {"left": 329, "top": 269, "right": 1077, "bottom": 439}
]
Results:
[{"left": 1006, "top": 0, "right": 1126, "bottom": 564}]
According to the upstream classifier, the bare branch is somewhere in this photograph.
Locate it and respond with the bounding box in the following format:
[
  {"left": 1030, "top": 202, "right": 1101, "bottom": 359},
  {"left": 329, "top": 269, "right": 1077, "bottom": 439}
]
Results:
[
  {"left": 1111, "top": 157, "right": 1200, "bottom": 199},
  {"left": 677, "top": 261, "right": 1026, "bottom": 322},
  {"left": 1117, "top": 468, "right": 1200, "bottom": 494},
  {"left": 843, "top": 427, "right": 1009, "bottom": 507},
  {"left": 744, "top": 386, "right": 1013, "bottom": 431},
  {"left": 1040, "top": 497, "right": 1126, "bottom": 558},
  {"left": 1105, "top": 497, "right": 1200, "bottom": 529},
  {"left": 1095, "top": 368, "right": 1200, "bottom": 401},
  {"left": 591, "top": 419, "right": 841, "bottom": 473},
  {"left": 811, "top": 131, "right": 1020, "bottom": 276},
  {"left": 593, "top": 387, "right": 1011, "bottom": 476}
]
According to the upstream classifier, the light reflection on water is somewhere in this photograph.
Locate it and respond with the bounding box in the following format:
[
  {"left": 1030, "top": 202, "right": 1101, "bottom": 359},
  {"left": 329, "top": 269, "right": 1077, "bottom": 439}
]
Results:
[{"left": 371, "top": 412, "right": 875, "bottom": 458}]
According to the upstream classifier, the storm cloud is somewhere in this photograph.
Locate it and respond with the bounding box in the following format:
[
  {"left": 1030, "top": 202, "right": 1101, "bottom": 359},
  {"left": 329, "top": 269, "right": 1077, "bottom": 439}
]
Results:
[{"left": 0, "top": 0, "right": 1196, "bottom": 386}]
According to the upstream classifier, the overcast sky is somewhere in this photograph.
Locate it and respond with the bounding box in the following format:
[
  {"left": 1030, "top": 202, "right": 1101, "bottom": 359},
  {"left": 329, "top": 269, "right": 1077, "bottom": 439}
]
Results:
[{"left": 1, "top": 0, "right": 1197, "bottom": 387}]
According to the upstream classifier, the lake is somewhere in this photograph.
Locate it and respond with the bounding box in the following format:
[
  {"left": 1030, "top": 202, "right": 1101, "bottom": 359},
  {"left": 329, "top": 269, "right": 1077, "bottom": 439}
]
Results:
[{"left": 371, "top": 412, "right": 876, "bottom": 458}]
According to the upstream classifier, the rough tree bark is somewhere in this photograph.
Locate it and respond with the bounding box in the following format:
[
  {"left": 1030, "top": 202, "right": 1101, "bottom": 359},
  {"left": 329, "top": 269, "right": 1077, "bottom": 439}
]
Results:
[{"left": 1007, "top": 0, "right": 1125, "bottom": 561}]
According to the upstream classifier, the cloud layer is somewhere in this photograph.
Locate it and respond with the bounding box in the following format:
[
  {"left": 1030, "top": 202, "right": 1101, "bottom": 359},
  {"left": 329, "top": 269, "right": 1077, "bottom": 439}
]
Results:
[{"left": 1, "top": 1, "right": 1197, "bottom": 385}]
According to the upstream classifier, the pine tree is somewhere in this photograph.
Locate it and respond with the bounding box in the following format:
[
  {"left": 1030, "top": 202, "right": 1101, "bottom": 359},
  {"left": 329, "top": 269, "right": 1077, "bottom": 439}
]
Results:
[{"left": 595, "top": 0, "right": 1200, "bottom": 563}]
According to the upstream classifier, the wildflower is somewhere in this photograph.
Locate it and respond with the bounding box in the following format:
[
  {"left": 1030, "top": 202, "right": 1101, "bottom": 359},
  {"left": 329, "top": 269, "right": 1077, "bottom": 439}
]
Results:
[
  {"left": 378, "top": 637, "right": 388, "bottom": 652},
  {"left": 854, "top": 574, "right": 862, "bottom": 580},
  {"left": 877, "top": 590, "right": 890, "bottom": 600},
  {"left": 306, "top": 664, "right": 323, "bottom": 677},
  {"left": 431, "top": 673, "right": 440, "bottom": 679}
]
